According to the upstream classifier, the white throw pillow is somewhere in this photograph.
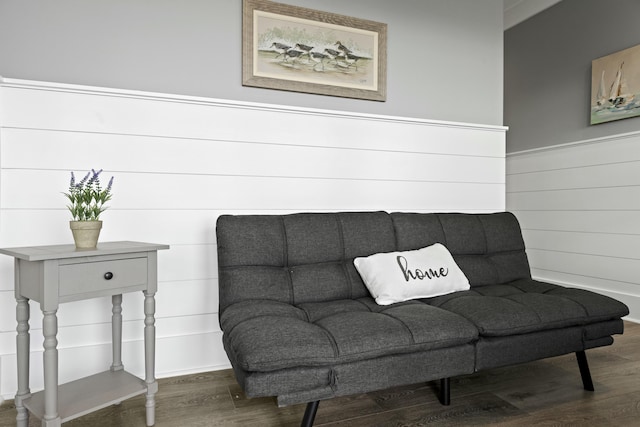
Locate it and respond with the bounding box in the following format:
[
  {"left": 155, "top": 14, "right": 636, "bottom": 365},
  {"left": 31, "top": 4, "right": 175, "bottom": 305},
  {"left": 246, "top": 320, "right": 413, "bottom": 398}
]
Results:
[{"left": 353, "top": 243, "right": 470, "bottom": 305}]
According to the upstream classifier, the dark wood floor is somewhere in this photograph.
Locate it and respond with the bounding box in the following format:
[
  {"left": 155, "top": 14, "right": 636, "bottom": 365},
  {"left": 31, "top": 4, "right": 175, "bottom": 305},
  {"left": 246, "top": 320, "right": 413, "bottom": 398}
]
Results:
[{"left": 1, "top": 321, "right": 639, "bottom": 426}]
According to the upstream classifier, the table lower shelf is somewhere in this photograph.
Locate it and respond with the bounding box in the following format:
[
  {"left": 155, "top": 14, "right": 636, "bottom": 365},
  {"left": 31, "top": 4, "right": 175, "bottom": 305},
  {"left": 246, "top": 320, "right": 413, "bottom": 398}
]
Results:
[{"left": 23, "top": 370, "right": 148, "bottom": 423}]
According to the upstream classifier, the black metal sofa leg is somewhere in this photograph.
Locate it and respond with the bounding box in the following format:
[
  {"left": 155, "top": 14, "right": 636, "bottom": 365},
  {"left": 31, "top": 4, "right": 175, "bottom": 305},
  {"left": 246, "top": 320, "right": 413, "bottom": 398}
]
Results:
[
  {"left": 439, "top": 378, "right": 451, "bottom": 405},
  {"left": 301, "top": 401, "right": 320, "bottom": 427},
  {"left": 576, "top": 351, "right": 595, "bottom": 391}
]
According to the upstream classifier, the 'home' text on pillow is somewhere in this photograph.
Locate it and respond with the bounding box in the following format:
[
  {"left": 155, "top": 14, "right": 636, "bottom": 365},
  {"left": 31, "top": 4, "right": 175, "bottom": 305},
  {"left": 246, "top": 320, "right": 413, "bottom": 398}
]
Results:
[{"left": 354, "top": 243, "right": 470, "bottom": 305}]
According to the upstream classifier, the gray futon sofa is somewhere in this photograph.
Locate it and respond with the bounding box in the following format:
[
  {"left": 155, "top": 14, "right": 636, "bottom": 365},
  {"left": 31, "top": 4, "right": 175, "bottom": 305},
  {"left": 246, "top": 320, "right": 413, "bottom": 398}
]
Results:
[{"left": 216, "top": 211, "right": 629, "bottom": 426}]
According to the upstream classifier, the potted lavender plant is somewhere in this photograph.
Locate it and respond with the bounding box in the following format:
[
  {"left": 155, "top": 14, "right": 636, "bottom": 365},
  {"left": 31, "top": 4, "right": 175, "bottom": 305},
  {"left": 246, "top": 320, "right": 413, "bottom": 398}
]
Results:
[{"left": 63, "top": 169, "right": 114, "bottom": 249}]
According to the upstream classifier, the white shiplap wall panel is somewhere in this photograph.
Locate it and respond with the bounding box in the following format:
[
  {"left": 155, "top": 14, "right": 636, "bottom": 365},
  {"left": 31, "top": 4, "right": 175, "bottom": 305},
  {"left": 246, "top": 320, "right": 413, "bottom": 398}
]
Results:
[
  {"left": 0, "top": 83, "right": 505, "bottom": 158},
  {"left": 2, "top": 170, "right": 504, "bottom": 212},
  {"left": 508, "top": 162, "right": 640, "bottom": 192},
  {"left": 1, "top": 129, "right": 506, "bottom": 185},
  {"left": 0, "top": 210, "right": 219, "bottom": 247},
  {"left": 0, "top": 305, "right": 220, "bottom": 356},
  {"left": 0, "top": 283, "right": 220, "bottom": 336},
  {"left": 0, "top": 77, "right": 506, "bottom": 399},
  {"left": 513, "top": 209, "right": 640, "bottom": 235},
  {"left": 0, "top": 257, "right": 12, "bottom": 291},
  {"left": 1, "top": 330, "right": 228, "bottom": 399},
  {"left": 522, "top": 229, "right": 640, "bottom": 260},
  {"left": 527, "top": 249, "right": 639, "bottom": 286},
  {"left": 507, "top": 131, "right": 640, "bottom": 322},
  {"left": 506, "top": 131, "right": 640, "bottom": 172},
  {"left": 507, "top": 187, "right": 640, "bottom": 211}
]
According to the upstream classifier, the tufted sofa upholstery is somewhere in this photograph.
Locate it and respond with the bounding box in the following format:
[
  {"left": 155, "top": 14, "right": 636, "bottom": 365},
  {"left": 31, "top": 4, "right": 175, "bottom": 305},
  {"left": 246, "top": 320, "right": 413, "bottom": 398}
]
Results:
[{"left": 216, "top": 211, "right": 628, "bottom": 423}]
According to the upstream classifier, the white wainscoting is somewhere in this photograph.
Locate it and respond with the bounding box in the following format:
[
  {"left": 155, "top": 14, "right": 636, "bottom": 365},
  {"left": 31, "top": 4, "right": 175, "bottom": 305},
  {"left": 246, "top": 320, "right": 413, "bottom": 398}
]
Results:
[
  {"left": 507, "top": 131, "right": 640, "bottom": 323},
  {"left": 0, "top": 77, "right": 507, "bottom": 399}
]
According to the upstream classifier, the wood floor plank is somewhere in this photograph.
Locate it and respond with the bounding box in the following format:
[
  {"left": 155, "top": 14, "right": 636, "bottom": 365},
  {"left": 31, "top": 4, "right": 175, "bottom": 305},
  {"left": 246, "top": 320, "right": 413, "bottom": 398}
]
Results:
[
  {"left": 0, "top": 321, "right": 638, "bottom": 426},
  {"left": 368, "top": 382, "right": 440, "bottom": 410},
  {"left": 319, "top": 392, "right": 524, "bottom": 426}
]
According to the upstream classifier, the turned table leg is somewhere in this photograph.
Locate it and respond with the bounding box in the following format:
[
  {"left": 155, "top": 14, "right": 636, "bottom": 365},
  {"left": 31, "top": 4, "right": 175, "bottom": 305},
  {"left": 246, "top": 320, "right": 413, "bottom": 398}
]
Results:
[
  {"left": 111, "top": 294, "right": 124, "bottom": 372},
  {"left": 15, "top": 295, "right": 31, "bottom": 427},
  {"left": 144, "top": 291, "right": 157, "bottom": 426},
  {"left": 42, "top": 309, "right": 61, "bottom": 427}
]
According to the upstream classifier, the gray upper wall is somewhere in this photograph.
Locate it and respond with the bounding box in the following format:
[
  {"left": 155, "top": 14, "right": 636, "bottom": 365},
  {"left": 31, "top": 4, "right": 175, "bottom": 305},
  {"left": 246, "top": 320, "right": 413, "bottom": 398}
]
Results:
[
  {"left": 0, "top": 0, "right": 503, "bottom": 126},
  {"left": 505, "top": 0, "right": 640, "bottom": 153}
]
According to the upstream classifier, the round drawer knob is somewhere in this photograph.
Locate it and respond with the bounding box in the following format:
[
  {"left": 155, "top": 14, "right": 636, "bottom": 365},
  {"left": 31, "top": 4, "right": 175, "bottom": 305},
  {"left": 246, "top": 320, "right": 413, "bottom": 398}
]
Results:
[{"left": 104, "top": 272, "right": 114, "bottom": 280}]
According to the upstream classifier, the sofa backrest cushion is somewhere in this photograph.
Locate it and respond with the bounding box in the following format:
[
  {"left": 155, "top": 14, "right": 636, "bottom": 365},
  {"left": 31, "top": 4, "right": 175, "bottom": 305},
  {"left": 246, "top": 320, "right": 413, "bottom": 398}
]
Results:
[
  {"left": 391, "top": 212, "right": 531, "bottom": 286},
  {"left": 217, "top": 211, "right": 531, "bottom": 315},
  {"left": 217, "top": 212, "right": 395, "bottom": 314}
]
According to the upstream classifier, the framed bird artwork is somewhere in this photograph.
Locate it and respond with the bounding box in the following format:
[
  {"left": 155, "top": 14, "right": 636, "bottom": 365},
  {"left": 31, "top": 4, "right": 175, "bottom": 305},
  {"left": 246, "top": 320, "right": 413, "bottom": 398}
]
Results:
[{"left": 242, "top": 0, "right": 387, "bottom": 101}]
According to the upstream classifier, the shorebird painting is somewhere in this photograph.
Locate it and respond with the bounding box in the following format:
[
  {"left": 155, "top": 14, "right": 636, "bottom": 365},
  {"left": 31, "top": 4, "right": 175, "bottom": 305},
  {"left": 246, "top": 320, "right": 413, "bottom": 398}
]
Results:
[
  {"left": 309, "top": 51, "right": 328, "bottom": 71},
  {"left": 247, "top": 6, "right": 386, "bottom": 100},
  {"left": 335, "top": 41, "right": 352, "bottom": 53},
  {"left": 322, "top": 48, "right": 341, "bottom": 64},
  {"left": 270, "top": 42, "right": 291, "bottom": 59},
  {"left": 341, "top": 52, "right": 365, "bottom": 70},
  {"left": 283, "top": 49, "right": 304, "bottom": 63},
  {"left": 268, "top": 40, "right": 368, "bottom": 73},
  {"left": 294, "top": 43, "right": 314, "bottom": 56}
]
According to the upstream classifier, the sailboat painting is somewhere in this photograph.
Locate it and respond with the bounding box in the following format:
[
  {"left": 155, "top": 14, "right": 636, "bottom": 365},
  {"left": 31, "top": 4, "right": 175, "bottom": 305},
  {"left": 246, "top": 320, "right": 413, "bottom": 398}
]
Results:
[{"left": 591, "top": 44, "right": 640, "bottom": 125}]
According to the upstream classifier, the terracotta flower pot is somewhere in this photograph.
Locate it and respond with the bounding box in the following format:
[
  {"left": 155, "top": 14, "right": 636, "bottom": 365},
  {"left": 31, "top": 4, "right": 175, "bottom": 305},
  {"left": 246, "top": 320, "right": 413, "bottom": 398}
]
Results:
[{"left": 69, "top": 220, "right": 103, "bottom": 249}]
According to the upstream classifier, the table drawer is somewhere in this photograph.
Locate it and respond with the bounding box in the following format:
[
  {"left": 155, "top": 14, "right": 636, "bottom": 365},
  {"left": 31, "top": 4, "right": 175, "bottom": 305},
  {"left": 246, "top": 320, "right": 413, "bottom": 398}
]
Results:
[{"left": 59, "top": 257, "right": 148, "bottom": 297}]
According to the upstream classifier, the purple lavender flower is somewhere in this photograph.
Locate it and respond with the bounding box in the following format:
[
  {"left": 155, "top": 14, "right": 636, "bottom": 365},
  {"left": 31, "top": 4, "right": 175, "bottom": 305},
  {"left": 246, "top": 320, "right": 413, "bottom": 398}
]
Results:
[
  {"left": 77, "top": 171, "right": 90, "bottom": 188},
  {"left": 64, "top": 169, "right": 114, "bottom": 221},
  {"left": 88, "top": 169, "right": 102, "bottom": 186}
]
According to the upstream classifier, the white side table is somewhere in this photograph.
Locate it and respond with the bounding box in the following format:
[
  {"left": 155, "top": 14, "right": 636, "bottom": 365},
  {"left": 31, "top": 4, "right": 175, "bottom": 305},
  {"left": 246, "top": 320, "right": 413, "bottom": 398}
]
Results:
[{"left": 0, "top": 241, "right": 169, "bottom": 427}]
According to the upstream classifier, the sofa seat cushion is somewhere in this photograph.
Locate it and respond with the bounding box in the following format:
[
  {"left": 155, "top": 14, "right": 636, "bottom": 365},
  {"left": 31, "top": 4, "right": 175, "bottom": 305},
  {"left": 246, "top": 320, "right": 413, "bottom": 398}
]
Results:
[
  {"left": 222, "top": 297, "right": 478, "bottom": 372},
  {"left": 425, "top": 279, "right": 629, "bottom": 337}
]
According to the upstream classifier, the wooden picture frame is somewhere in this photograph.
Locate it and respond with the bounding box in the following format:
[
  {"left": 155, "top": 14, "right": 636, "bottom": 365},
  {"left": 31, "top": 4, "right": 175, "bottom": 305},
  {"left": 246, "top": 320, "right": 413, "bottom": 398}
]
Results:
[{"left": 242, "top": 0, "right": 387, "bottom": 101}]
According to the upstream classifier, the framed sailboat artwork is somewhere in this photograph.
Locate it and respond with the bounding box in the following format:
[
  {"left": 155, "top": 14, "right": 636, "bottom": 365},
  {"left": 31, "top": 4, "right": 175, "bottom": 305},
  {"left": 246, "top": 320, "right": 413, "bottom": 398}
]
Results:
[{"left": 591, "top": 43, "right": 640, "bottom": 125}]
